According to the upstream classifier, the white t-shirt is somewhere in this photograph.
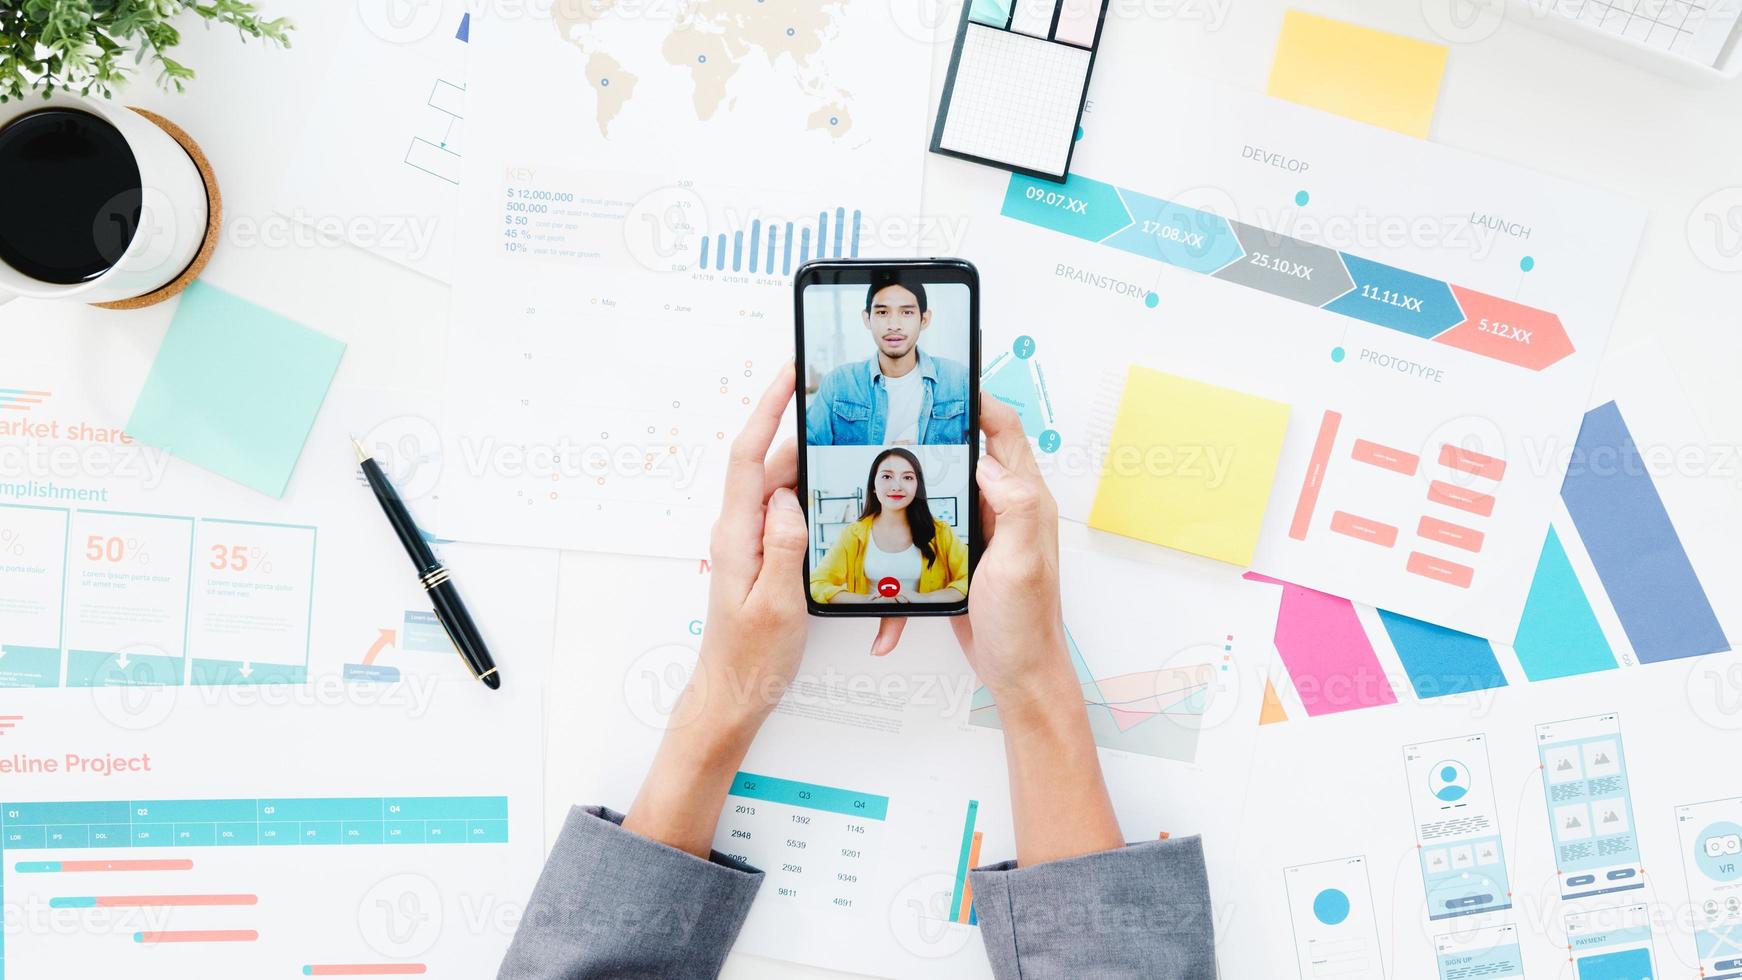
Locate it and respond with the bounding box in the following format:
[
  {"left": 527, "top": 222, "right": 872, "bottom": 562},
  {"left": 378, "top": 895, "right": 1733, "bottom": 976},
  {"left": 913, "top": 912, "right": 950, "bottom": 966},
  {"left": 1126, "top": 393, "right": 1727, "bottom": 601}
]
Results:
[
  {"left": 862, "top": 534, "right": 923, "bottom": 599},
  {"left": 881, "top": 369, "right": 923, "bottom": 445}
]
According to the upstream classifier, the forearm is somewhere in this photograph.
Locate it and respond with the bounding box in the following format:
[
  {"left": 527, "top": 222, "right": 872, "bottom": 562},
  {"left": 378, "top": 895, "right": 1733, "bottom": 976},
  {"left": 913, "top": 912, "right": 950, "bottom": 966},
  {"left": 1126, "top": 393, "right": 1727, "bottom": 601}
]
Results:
[
  {"left": 992, "top": 639, "right": 1124, "bottom": 866},
  {"left": 623, "top": 683, "right": 764, "bottom": 859}
]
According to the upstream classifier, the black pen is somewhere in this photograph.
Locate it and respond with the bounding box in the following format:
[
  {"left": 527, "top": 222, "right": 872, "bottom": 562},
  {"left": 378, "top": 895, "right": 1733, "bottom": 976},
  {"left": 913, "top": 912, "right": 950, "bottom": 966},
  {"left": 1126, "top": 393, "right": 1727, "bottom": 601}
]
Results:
[{"left": 353, "top": 438, "right": 500, "bottom": 690}]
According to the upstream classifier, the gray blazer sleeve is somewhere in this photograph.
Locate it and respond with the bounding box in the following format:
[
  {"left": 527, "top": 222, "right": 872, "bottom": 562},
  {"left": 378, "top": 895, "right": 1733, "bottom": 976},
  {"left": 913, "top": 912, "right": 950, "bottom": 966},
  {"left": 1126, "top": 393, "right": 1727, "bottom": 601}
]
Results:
[
  {"left": 969, "top": 837, "right": 1218, "bottom": 979},
  {"left": 497, "top": 806, "right": 762, "bottom": 980}
]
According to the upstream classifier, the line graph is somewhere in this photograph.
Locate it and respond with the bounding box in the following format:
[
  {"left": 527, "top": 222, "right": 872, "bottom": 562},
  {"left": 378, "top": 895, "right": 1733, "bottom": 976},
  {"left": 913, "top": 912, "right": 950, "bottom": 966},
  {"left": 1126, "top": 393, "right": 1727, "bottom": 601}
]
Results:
[{"left": 968, "top": 626, "right": 1214, "bottom": 763}]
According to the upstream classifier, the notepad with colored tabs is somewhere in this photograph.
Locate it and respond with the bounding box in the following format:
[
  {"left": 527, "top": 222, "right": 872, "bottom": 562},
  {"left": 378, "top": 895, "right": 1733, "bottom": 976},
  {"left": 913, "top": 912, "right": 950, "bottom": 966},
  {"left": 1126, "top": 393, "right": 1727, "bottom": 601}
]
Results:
[
  {"left": 126, "top": 282, "right": 346, "bottom": 498},
  {"left": 931, "top": 0, "right": 1110, "bottom": 181},
  {"left": 1088, "top": 367, "right": 1291, "bottom": 566},
  {"left": 1266, "top": 10, "right": 1448, "bottom": 139}
]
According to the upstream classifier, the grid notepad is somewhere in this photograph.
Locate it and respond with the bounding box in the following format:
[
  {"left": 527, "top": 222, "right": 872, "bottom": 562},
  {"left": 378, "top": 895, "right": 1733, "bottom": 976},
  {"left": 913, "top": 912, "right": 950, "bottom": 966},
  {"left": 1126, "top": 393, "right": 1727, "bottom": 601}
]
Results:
[
  {"left": 931, "top": 0, "right": 1108, "bottom": 182},
  {"left": 1533, "top": 0, "right": 1742, "bottom": 64}
]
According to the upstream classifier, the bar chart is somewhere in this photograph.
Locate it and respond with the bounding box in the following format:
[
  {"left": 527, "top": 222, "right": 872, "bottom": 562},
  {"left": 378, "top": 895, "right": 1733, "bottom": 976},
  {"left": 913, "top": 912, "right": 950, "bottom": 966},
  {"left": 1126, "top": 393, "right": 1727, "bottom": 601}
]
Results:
[
  {"left": 1, "top": 796, "right": 510, "bottom": 979},
  {"left": 947, "top": 800, "right": 982, "bottom": 926},
  {"left": 696, "top": 206, "right": 863, "bottom": 274}
]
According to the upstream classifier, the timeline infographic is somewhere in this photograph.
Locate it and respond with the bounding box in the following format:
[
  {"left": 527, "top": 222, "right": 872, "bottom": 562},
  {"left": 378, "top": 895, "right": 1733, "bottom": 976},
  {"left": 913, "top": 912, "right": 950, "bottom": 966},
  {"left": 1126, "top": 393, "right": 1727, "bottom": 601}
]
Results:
[
  {"left": 0, "top": 687, "right": 544, "bottom": 979},
  {"left": 926, "top": 68, "right": 1645, "bottom": 642}
]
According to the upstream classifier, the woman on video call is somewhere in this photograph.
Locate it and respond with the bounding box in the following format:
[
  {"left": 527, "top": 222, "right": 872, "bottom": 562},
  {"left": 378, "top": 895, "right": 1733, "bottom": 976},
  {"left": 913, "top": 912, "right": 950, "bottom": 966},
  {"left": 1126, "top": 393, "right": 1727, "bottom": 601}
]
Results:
[{"left": 810, "top": 447, "right": 968, "bottom": 605}]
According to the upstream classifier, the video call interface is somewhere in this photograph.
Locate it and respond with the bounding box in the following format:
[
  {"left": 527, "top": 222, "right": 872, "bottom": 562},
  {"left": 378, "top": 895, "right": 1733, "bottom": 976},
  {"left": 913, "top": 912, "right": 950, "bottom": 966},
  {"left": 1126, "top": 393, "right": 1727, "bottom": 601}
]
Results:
[{"left": 802, "top": 275, "right": 973, "bottom": 607}]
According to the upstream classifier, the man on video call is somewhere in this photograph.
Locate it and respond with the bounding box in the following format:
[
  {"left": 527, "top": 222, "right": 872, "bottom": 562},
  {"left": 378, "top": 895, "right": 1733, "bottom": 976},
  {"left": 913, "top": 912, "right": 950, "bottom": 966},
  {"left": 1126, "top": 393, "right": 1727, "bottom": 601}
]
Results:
[{"left": 805, "top": 276, "right": 970, "bottom": 446}]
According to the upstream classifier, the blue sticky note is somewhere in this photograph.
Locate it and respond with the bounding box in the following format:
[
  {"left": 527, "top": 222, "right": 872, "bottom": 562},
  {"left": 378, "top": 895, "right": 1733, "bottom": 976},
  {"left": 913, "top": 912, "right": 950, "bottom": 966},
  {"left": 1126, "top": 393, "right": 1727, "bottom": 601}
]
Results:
[{"left": 126, "top": 282, "right": 344, "bottom": 497}]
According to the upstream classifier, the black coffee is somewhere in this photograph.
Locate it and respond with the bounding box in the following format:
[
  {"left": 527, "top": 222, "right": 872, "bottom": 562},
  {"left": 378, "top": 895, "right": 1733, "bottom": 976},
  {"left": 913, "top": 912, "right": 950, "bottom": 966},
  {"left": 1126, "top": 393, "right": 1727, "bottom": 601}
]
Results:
[{"left": 0, "top": 109, "right": 143, "bottom": 285}]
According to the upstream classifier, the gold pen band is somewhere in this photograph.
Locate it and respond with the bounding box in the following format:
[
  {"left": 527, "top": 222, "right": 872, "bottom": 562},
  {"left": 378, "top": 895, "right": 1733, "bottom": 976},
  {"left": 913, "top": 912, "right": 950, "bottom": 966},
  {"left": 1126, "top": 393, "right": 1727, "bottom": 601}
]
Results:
[{"left": 419, "top": 566, "right": 451, "bottom": 590}]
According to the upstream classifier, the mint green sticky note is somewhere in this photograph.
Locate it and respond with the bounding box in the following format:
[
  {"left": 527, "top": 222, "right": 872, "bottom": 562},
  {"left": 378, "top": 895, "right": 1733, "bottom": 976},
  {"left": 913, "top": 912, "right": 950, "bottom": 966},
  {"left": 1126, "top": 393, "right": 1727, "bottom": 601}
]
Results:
[{"left": 126, "top": 282, "right": 345, "bottom": 497}]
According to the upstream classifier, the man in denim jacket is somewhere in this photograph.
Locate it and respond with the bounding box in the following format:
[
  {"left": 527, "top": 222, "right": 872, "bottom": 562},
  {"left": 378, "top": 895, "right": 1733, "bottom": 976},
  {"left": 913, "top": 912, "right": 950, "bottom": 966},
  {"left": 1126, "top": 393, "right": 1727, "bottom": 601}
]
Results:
[{"left": 805, "top": 277, "right": 971, "bottom": 446}]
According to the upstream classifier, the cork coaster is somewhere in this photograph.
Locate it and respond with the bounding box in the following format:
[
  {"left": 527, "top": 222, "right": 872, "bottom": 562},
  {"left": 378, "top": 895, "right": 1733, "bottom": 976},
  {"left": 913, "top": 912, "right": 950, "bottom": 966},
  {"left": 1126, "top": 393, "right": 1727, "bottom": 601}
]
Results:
[{"left": 90, "top": 107, "right": 222, "bottom": 311}]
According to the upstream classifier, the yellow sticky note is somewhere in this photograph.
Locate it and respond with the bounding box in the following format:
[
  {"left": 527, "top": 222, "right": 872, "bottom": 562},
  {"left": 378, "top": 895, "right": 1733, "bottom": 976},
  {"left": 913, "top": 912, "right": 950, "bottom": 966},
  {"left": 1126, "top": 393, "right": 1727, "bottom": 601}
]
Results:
[
  {"left": 1267, "top": 10, "right": 1448, "bottom": 139},
  {"left": 1088, "top": 367, "right": 1290, "bottom": 566}
]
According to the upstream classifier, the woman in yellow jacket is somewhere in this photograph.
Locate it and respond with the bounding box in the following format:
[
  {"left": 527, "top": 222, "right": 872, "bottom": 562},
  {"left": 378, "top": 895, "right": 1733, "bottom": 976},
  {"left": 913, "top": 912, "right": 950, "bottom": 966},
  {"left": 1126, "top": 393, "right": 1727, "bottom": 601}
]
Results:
[{"left": 810, "top": 447, "right": 969, "bottom": 605}]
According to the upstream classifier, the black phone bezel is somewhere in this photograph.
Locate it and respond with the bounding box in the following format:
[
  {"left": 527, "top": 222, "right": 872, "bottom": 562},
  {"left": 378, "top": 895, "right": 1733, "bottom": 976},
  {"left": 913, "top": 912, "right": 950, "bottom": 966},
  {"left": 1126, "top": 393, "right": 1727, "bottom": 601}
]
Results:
[{"left": 793, "top": 258, "right": 982, "bottom": 618}]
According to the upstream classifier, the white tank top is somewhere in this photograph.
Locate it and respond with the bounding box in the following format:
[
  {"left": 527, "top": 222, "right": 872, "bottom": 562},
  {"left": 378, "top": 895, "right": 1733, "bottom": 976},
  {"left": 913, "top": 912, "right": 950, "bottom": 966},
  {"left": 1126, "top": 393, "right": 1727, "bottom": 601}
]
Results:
[{"left": 862, "top": 532, "right": 923, "bottom": 599}]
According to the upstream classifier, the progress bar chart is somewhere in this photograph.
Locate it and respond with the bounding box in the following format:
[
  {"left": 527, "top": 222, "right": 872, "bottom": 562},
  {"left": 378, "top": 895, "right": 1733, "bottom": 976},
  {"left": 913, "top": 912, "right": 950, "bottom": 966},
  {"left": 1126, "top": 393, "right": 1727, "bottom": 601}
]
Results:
[{"left": 1, "top": 796, "right": 509, "bottom": 979}]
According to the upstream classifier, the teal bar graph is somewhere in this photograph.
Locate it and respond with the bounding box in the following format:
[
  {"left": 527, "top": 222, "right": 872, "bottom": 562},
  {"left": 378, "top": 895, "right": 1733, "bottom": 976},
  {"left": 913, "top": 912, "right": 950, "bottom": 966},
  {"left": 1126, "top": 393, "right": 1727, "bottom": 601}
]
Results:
[
  {"left": 948, "top": 800, "right": 979, "bottom": 922},
  {"left": 0, "top": 795, "right": 508, "bottom": 980},
  {"left": 726, "top": 772, "right": 888, "bottom": 820},
  {"left": 0, "top": 796, "right": 509, "bottom": 852}
]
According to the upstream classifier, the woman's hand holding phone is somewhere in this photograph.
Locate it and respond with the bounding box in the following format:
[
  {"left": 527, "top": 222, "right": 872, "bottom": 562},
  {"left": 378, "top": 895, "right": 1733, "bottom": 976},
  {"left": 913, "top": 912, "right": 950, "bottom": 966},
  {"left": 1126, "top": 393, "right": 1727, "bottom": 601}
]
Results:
[
  {"left": 868, "top": 396, "right": 1072, "bottom": 685},
  {"left": 951, "top": 396, "right": 1125, "bottom": 866},
  {"left": 942, "top": 397, "right": 1075, "bottom": 710},
  {"left": 621, "top": 365, "right": 811, "bottom": 858}
]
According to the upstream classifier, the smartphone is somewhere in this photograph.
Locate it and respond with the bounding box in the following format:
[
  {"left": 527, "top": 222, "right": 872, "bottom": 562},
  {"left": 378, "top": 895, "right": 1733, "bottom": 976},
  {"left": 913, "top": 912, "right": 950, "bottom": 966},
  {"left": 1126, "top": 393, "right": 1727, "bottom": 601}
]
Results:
[{"left": 795, "top": 259, "right": 981, "bottom": 617}]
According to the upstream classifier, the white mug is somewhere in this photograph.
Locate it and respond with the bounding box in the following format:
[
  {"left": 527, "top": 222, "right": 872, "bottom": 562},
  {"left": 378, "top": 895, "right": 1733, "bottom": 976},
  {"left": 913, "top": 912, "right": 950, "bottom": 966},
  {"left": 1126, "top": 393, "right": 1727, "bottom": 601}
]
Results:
[{"left": 0, "top": 94, "right": 210, "bottom": 307}]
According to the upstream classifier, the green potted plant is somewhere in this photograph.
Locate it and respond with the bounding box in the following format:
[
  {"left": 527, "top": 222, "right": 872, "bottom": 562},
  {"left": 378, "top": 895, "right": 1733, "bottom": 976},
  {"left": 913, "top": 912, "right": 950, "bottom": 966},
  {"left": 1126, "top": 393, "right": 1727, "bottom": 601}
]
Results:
[{"left": 0, "top": 0, "right": 293, "bottom": 102}]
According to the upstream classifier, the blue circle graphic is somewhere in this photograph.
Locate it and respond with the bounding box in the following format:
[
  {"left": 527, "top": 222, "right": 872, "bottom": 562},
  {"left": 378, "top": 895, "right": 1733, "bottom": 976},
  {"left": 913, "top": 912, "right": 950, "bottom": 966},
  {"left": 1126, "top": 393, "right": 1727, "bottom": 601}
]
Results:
[
  {"left": 1313, "top": 888, "right": 1350, "bottom": 925},
  {"left": 1695, "top": 821, "right": 1742, "bottom": 882},
  {"left": 1520, "top": 256, "right": 1535, "bottom": 272},
  {"left": 1013, "top": 335, "right": 1036, "bottom": 359},
  {"left": 1295, "top": 190, "right": 1310, "bottom": 206},
  {"left": 1330, "top": 346, "right": 1345, "bottom": 363},
  {"left": 1038, "top": 430, "right": 1061, "bottom": 453},
  {"left": 1144, "top": 291, "right": 1159, "bottom": 309},
  {"left": 1430, "top": 759, "right": 1471, "bottom": 802}
]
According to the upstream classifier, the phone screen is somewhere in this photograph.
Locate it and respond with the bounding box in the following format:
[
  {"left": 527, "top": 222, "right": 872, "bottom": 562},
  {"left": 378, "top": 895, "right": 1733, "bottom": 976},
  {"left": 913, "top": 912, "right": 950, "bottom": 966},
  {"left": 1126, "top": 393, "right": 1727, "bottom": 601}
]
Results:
[{"left": 796, "top": 261, "right": 978, "bottom": 615}]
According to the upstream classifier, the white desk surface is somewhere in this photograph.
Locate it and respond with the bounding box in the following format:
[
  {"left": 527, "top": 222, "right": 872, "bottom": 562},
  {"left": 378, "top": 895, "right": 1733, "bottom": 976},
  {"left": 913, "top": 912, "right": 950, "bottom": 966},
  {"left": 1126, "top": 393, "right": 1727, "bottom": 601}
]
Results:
[{"left": 6, "top": 2, "right": 1740, "bottom": 976}]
